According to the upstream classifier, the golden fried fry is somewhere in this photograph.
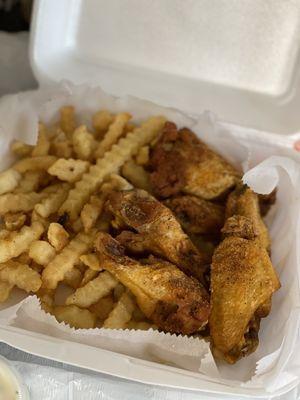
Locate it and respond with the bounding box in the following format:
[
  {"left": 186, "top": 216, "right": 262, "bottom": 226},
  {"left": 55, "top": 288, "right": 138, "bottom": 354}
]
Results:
[
  {"left": 14, "top": 171, "right": 47, "bottom": 193},
  {"left": 80, "top": 196, "right": 104, "bottom": 232},
  {"left": 34, "top": 183, "right": 70, "bottom": 218},
  {"left": 52, "top": 305, "right": 96, "bottom": 329},
  {"left": 0, "top": 169, "right": 21, "bottom": 195},
  {"left": 103, "top": 291, "right": 135, "bottom": 329},
  {"left": 59, "top": 116, "right": 166, "bottom": 220},
  {"left": 0, "top": 222, "right": 44, "bottom": 263},
  {"left": 13, "top": 155, "right": 57, "bottom": 173},
  {"left": 59, "top": 106, "right": 76, "bottom": 137},
  {"left": 0, "top": 260, "right": 41, "bottom": 292},
  {"left": 10, "top": 140, "right": 33, "bottom": 158},
  {"left": 48, "top": 158, "right": 89, "bottom": 183},
  {"left": 3, "top": 213, "right": 26, "bottom": 231},
  {"left": 72, "top": 125, "right": 96, "bottom": 160},
  {"left": 0, "top": 192, "right": 46, "bottom": 215},
  {"left": 32, "top": 124, "right": 50, "bottom": 157},
  {"left": 88, "top": 295, "right": 114, "bottom": 320},
  {"left": 92, "top": 110, "right": 114, "bottom": 138},
  {"left": 42, "top": 231, "right": 94, "bottom": 289},
  {"left": 80, "top": 253, "right": 102, "bottom": 271},
  {"left": 94, "top": 113, "right": 131, "bottom": 159},
  {"left": 81, "top": 268, "right": 98, "bottom": 286},
  {"left": 63, "top": 268, "right": 83, "bottom": 289},
  {"left": 65, "top": 271, "right": 118, "bottom": 308},
  {"left": 121, "top": 160, "right": 151, "bottom": 191},
  {"left": 47, "top": 223, "right": 69, "bottom": 251},
  {"left": 29, "top": 240, "right": 56, "bottom": 265},
  {"left": 36, "top": 287, "right": 54, "bottom": 313},
  {"left": 126, "top": 321, "right": 155, "bottom": 330},
  {"left": 113, "top": 283, "right": 125, "bottom": 301},
  {"left": 136, "top": 146, "right": 149, "bottom": 166}
]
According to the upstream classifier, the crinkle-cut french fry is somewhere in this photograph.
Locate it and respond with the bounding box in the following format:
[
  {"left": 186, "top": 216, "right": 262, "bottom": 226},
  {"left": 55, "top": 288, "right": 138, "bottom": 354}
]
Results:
[
  {"left": 0, "top": 192, "right": 46, "bottom": 215},
  {"left": 47, "top": 222, "right": 69, "bottom": 251},
  {"left": 0, "top": 260, "right": 41, "bottom": 292},
  {"left": 103, "top": 291, "right": 135, "bottom": 329},
  {"left": 60, "top": 106, "right": 77, "bottom": 137},
  {"left": 103, "top": 174, "right": 133, "bottom": 192},
  {"left": 29, "top": 240, "right": 56, "bottom": 265},
  {"left": 48, "top": 158, "right": 89, "bottom": 183},
  {"left": 15, "top": 252, "right": 31, "bottom": 264},
  {"left": 126, "top": 321, "right": 155, "bottom": 330},
  {"left": 10, "top": 140, "right": 33, "bottom": 158},
  {"left": 65, "top": 271, "right": 118, "bottom": 308},
  {"left": 81, "top": 268, "right": 98, "bottom": 287},
  {"left": 63, "top": 268, "right": 83, "bottom": 289},
  {"left": 52, "top": 304, "right": 96, "bottom": 329},
  {"left": 71, "top": 218, "right": 83, "bottom": 233},
  {"left": 80, "top": 253, "right": 102, "bottom": 271},
  {"left": 51, "top": 140, "right": 73, "bottom": 158},
  {"left": 80, "top": 196, "right": 104, "bottom": 232},
  {"left": 34, "top": 183, "right": 70, "bottom": 218},
  {"left": 36, "top": 287, "right": 54, "bottom": 313},
  {"left": 0, "top": 230, "right": 10, "bottom": 240},
  {"left": 42, "top": 231, "right": 95, "bottom": 289},
  {"left": 73, "top": 125, "right": 96, "bottom": 160},
  {"left": 94, "top": 113, "right": 132, "bottom": 159},
  {"left": 92, "top": 110, "right": 114, "bottom": 138},
  {"left": 14, "top": 171, "right": 48, "bottom": 193},
  {"left": 113, "top": 283, "right": 125, "bottom": 301},
  {"left": 0, "top": 222, "right": 44, "bottom": 263},
  {"left": 59, "top": 116, "right": 166, "bottom": 220},
  {"left": 88, "top": 295, "right": 114, "bottom": 320},
  {"left": 31, "top": 210, "right": 49, "bottom": 230},
  {"left": 121, "top": 160, "right": 151, "bottom": 191},
  {"left": 4, "top": 212, "right": 26, "bottom": 231},
  {"left": 13, "top": 155, "right": 57, "bottom": 174},
  {"left": 135, "top": 146, "right": 149, "bottom": 166},
  {"left": 32, "top": 124, "right": 50, "bottom": 157},
  {"left": 0, "top": 169, "right": 21, "bottom": 195},
  {"left": 0, "top": 281, "right": 14, "bottom": 302}
]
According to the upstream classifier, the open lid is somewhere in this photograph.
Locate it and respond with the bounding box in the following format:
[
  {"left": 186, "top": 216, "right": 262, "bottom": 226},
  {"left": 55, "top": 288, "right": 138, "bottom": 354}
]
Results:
[{"left": 30, "top": 0, "right": 300, "bottom": 135}]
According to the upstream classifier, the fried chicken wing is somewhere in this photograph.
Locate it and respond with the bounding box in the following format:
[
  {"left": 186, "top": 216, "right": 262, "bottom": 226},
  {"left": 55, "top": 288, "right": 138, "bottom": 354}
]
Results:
[
  {"left": 106, "top": 188, "right": 209, "bottom": 283},
  {"left": 210, "top": 215, "right": 280, "bottom": 363},
  {"left": 164, "top": 195, "right": 224, "bottom": 236},
  {"left": 95, "top": 232, "right": 210, "bottom": 334},
  {"left": 149, "top": 122, "right": 240, "bottom": 200},
  {"left": 258, "top": 189, "right": 277, "bottom": 217},
  {"left": 226, "top": 184, "right": 270, "bottom": 251}
]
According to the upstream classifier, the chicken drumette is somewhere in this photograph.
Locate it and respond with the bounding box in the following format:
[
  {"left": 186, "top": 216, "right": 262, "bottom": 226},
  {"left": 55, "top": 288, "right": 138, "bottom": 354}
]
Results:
[
  {"left": 95, "top": 232, "right": 210, "bottom": 334},
  {"left": 209, "top": 215, "right": 280, "bottom": 363},
  {"left": 105, "top": 188, "right": 209, "bottom": 283},
  {"left": 149, "top": 121, "right": 240, "bottom": 200}
]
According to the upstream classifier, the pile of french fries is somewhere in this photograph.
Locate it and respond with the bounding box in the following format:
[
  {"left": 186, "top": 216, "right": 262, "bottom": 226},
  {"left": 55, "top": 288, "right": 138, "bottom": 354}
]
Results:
[{"left": 0, "top": 106, "right": 166, "bottom": 330}]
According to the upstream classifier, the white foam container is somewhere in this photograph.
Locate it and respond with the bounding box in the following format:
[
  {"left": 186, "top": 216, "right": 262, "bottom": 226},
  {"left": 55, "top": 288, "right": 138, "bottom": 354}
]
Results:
[{"left": 1, "top": 0, "right": 300, "bottom": 398}]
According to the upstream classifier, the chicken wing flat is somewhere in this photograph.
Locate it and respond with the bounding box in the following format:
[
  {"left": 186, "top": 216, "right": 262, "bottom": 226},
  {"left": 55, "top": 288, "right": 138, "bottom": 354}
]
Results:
[
  {"left": 95, "top": 232, "right": 210, "bottom": 334},
  {"left": 226, "top": 184, "right": 270, "bottom": 251},
  {"left": 210, "top": 215, "right": 280, "bottom": 363},
  {"left": 106, "top": 188, "right": 209, "bottom": 283},
  {"left": 164, "top": 195, "right": 224, "bottom": 237},
  {"left": 149, "top": 121, "right": 240, "bottom": 200}
]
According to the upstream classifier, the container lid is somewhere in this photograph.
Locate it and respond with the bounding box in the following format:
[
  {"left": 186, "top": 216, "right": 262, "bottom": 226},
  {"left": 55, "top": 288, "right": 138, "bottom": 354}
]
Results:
[{"left": 30, "top": 0, "right": 300, "bottom": 135}]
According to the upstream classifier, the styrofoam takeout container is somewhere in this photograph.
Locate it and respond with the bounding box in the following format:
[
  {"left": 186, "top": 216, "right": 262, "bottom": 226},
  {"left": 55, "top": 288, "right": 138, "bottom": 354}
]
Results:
[
  {"left": 0, "top": 355, "right": 29, "bottom": 400},
  {"left": 1, "top": 0, "right": 300, "bottom": 398}
]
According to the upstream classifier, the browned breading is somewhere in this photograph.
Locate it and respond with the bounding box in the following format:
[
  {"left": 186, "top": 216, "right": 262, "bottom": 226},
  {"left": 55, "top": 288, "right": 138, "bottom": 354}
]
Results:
[
  {"left": 106, "top": 188, "right": 209, "bottom": 283},
  {"left": 209, "top": 217, "right": 280, "bottom": 364},
  {"left": 164, "top": 195, "right": 224, "bottom": 236},
  {"left": 95, "top": 232, "right": 210, "bottom": 334},
  {"left": 149, "top": 122, "right": 240, "bottom": 200}
]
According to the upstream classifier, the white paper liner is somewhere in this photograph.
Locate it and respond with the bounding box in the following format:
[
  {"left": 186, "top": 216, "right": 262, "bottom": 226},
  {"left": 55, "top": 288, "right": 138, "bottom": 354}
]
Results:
[{"left": 0, "top": 81, "right": 299, "bottom": 394}]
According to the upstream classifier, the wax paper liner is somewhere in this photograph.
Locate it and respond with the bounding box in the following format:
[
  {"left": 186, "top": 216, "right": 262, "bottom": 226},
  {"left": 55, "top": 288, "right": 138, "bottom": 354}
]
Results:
[{"left": 0, "top": 82, "right": 299, "bottom": 394}]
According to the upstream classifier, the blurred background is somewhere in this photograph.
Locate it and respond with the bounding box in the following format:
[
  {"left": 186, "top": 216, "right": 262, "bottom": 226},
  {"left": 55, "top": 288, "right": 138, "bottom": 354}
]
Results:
[{"left": 0, "top": 0, "right": 37, "bottom": 95}]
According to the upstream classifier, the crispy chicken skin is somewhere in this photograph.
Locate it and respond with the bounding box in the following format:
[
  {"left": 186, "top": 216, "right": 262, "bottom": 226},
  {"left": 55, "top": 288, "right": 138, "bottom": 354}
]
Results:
[
  {"left": 106, "top": 188, "right": 209, "bottom": 283},
  {"left": 226, "top": 184, "right": 270, "bottom": 251},
  {"left": 95, "top": 232, "right": 210, "bottom": 334},
  {"left": 164, "top": 195, "right": 224, "bottom": 236},
  {"left": 149, "top": 121, "right": 240, "bottom": 200},
  {"left": 210, "top": 216, "right": 280, "bottom": 363}
]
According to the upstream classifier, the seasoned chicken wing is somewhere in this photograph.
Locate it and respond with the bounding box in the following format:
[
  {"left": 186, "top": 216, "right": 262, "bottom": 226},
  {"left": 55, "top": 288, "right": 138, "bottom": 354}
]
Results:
[
  {"left": 226, "top": 184, "right": 270, "bottom": 251},
  {"left": 210, "top": 215, "right": 280, "bottom": 363},
  {"left": 95, "top": 232, "right": 210, "bottom": 334},
  {"left": 149, "top": 121, "right": 240, "bottom": 200},
  {"left": 106, "top": 188, "right": 209, "bottom": 283},
  {"left": 164, "top": 195, "right": 224, "bottom": 236}
]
